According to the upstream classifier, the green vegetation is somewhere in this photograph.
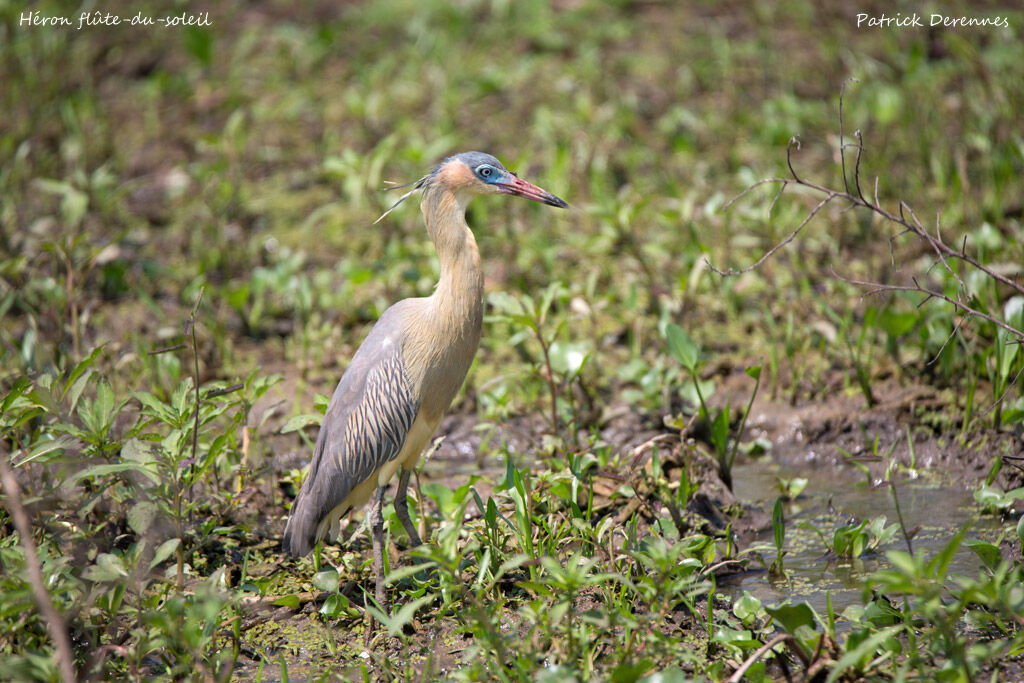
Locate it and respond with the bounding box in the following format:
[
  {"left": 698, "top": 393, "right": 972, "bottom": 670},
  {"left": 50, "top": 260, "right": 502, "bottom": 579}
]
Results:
[{"left": 2, "top": 0, "right": 1023, "bottom": 680}]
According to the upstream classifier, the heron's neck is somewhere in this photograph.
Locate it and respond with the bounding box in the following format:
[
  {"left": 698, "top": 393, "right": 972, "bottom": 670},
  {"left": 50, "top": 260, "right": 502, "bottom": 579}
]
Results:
[{"left": 421, "top": 187, "right": 484, "bottom": 334}]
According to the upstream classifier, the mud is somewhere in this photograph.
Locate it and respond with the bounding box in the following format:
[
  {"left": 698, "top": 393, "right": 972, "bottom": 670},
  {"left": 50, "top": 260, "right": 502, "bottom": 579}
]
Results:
[{"left": 238, "top": 368, "right": 1022, "bottom": 677}]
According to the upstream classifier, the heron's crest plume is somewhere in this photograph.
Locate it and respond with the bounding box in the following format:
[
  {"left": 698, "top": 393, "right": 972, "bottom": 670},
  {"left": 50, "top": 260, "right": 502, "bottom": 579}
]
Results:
[
  {"left": 373, "top": 152, "right": 508, "bottom": 225},
  {"left": 374, "top": 173, "right": 433, "bottom": 225}
]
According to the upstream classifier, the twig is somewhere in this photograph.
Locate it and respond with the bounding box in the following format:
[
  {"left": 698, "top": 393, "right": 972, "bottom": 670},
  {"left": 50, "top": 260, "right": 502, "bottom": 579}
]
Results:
[
  {"left": 713, "top": 79, "right": 1024, "bottom": 416},
  {"left": 838, "top": 77, "right": 860, "bottom": 197},
  {"left": 852, "top": 130, "right": 867, "bottom": 204},
  {"left": 803, "top": 655, "right": 838, "bottom": 681},
  {"left": 981, "top": 362, "right": 1024, "bottom": 417},
  {"left": 924, "top": 313, "right": 968, "bottom": 367},
  {"left": 0, "top": 458, "right": 77, "bottom": 682},
  {"left": 187, "top": 286, "right": 205, "bottom": 524},
  {"left": 786, "top": 136, "right": 803, "bottom": 183},
  {"left": 628, "top": 433, "right": 678, "bottom": 470},
  {"left": 709, "top": 191, "right": 839, "bottom": 276},
  {"left": 839, "top": 274, "right": 1023, "bottom": 344},
  {"left": 727, "top": 633, "right": 792, "bottom": 683},
  {"left": 714, "top": 80, "right": 1024, "bottom": 304}
]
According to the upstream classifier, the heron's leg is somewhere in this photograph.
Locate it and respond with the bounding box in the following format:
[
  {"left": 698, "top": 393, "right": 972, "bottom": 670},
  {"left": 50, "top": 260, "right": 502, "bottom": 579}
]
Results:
[
  {"left": 369, "top": 485, "right": 387, "bottom": 609},
  {"left": 394, "top": 468, "right": 423, "bottom": 548}
]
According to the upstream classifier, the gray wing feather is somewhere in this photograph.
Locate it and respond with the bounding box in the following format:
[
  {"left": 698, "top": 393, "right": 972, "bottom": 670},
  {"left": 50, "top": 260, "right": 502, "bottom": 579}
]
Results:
[{"left": 283, "top": 304, "right": 419, "bottom": 556}]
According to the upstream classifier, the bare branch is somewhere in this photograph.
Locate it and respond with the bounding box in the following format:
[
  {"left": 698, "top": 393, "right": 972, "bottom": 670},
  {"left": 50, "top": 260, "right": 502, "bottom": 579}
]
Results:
[
  {"left": 927, "top": 313, "right": 969, "bottom": 367},
  {"left": 853, "top": 129, "right": 867, "bottom": 204},
  {"left": 838, "top": 77, "right": 860, "bottom": 197},
  {"left": 786, "top": 136, "right": 802, "bottom": 183},
  {"left": 714, "top": 80, "right": 1024, "bottom": 398},
  {"left": 838, "top": 273, "right": 1024, "bottom": 344},
  {"left": 982, "top": 362, "right": 1024, "bottom": 416},
  {"left": 0, "top": 459, "right": 77, "bottom": 682},
  {"left": 727, "top": 633, "right": 795, "bottom": 683},
  {"left": 708, "top": 192, "right": 839, "bottom": 276},
  {"left": 768, "top": 182, "right": 787, "bottom": 216},
  {"left": 725, "top": 177, "right": 793, "bottom": 212}
]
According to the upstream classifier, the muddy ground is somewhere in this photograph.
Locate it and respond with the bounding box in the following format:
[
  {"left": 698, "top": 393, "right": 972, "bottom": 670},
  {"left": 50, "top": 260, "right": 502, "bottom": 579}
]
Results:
[{"left": 217, "top": 365, "right": 1023, "bottom": 677}]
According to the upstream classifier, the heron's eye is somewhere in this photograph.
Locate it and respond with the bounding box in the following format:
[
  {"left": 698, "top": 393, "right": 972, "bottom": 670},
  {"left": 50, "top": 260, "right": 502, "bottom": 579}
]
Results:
[{"left": 477, "top": 165, "right": 493, "bottom": 179}]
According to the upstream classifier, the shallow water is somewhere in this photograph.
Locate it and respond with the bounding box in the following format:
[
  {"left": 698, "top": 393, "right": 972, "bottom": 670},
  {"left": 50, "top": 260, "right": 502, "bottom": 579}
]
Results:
[{"left": 722, "top": 457, "right": 999, "bottom": 616}]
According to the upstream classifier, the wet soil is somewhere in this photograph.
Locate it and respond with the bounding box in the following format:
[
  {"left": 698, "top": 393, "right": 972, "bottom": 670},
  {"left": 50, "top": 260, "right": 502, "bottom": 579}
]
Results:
[{"left": 231, "top": 368, "right": 1024, "bottom": 678}]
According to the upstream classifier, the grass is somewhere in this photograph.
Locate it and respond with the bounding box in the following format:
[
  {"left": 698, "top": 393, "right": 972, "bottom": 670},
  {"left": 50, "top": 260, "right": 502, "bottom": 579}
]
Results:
[{"left": 2, "top": 0, "right": 1024, "bottom": 679}]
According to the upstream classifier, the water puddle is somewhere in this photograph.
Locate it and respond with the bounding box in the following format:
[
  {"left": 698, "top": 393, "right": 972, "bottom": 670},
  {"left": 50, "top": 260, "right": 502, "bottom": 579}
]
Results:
[{"left": 722, "top": 457, "right": 1000, "bottom": 616}]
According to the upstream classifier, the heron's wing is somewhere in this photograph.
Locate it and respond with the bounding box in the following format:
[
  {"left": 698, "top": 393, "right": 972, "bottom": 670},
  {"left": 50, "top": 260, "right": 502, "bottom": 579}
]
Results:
[{"left": 283, "top": 306, "right": 419, "bottom": 556}]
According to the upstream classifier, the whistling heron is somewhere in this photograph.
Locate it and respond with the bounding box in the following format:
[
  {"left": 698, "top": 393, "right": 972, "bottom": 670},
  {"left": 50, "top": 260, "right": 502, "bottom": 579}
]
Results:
[{"left": 283, "top": 151, "right": 568, "bottom": 605}]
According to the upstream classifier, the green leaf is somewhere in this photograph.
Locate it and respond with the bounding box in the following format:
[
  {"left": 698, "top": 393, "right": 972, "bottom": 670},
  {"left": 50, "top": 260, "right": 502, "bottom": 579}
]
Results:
[
  {"left": 280, "top": 413, "right": 322, "bottom": 434},
  {"left": 772, "top": 498, "right": 785, "bottom": 551},
  {"left": 421, "top": 482, "right": 457, "bottom": 516},
  {"left": 312, "top": 569, "right": 339, "bottom": 592},
  {"left": 492, "top": 554, "right": 532, "bottom": 583},
  {"left": 878, "top": 309, "right": 918, "bottom": 337},
  {"left": 862, "top": 596, "right": 902, "bottom": 626},
  {"left": 538, "top": 283, "right": 560, "bottom": 324},
  {"left": 665, "top": 323, "right": 698, "bottom": 370},
  {"left": 1002, "top": 405, "right": 1024, "bottom": 426},
  {"left": 29, "top": 384, "right": 60, "bottom": 415},
  {"left": 825, "top": 626, "right": 900, "bottom": 683},
  {"left": 549, "top": 341, "right": 591, "bottom": 377},
  {"left": 96, "top": 382, "right": 118, "bottom": 428},
  {"left": 272, "top": 595, "right": 301, "bottom": 610},
  {"left": 150, "top": 538, "right": 181, "bottom": 570},
  {"left": 84, "top": 553, "right": 129, "bottom": 582},
  {"left": 385, "top": 594, "right": 432, "bottom": 636},
  {"left": 386, "top": 562, "right": 436, "bottom": 586},
  {"left": 964, "top": 539, "right": 1002, "bottom": 573},
  {"left": 884, "top": 550, "right": 917, "bottom": 576},
  {"left": 612, "top": 661, "right": 657, "bottom": 683},
  {"left": 16, "top": 435, "right": 75, "bottom": 466},
  {"left": 320, "top": 593, "right": 357, "bottom": 617},
  {"left": 733, "top": 592, "right": 763, "bottom": 623},
  {"left": 679, "top": 377, "right": 715, "bottom": 407},
  {"left": 127, "top": 501, "right": 160, "bottom": 535},
  {"left": 62, "top": 345, "right": 104, "bottom": 400},
  {"left": 929, "top": 522, "right": 969, "bottom": 578},
  {"left": 227, "top": 283, "right": 250, "bottom": 312},
  {"left": 122, "top": 438, "right": 157, "bottom": 466},
  {"left": 1, "top": 376, "right": 33, "bottom": 415},
  {"left": 766, "top": 601, "right": 816, "bottom": 634},
  {"left": 711, "top": 626, "right": 759, "bottom": 651},
  {"left": 711, "top": 408, "right": 730, "bottom": 454},
  {"left": 785, "top": 477, "right": 808, "bottom": 498},
  {"left": 1006, "top": 296, "right": 1024, "bottom": 328},
  {"left": 134, "top": 391, "right": 176, "bottom": 424},
  {"left": 974, "top": 485, "right": 1008, "bottom": 510},
  {"left": 68, "top": 462, "right": 159, "bottom": 486},
  {"left": 65, "top": 371, "right": 95, "bottom": 414}
]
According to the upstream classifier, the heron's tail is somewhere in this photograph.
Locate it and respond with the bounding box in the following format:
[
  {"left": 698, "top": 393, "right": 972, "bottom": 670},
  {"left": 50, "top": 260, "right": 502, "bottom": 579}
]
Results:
[{"left": 282, "top": 493, "right": 317, "bottom": 556}]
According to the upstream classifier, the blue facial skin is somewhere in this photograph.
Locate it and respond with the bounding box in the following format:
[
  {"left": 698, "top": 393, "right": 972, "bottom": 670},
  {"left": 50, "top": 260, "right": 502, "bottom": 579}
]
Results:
[
  {"left": 473, "top": 163, "right": 504, "bottom": 184},
  {"left": 441, "top": 150, "right": 569, "bottom": 208},
  {"left": 446, "top": 151, "right": 508, "bottom": 184}
]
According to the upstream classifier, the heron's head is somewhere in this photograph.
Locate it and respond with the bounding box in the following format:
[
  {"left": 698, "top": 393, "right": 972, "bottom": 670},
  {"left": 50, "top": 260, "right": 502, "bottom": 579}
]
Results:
[
  {"left": 433, "top": 152, "right": 569, "bottom": 208},
  {"left": 375, "top": 151, "right": 568, "bottom": 224}
]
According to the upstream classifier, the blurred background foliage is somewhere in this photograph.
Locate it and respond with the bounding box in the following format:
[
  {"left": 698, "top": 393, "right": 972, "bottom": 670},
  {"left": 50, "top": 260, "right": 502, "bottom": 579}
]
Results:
[
  {"left": 1, "top": 0, "right": 1023, "bottom": 678},
  {"left": 2, "top": 0, "right": 1022, "bottom": 402}
]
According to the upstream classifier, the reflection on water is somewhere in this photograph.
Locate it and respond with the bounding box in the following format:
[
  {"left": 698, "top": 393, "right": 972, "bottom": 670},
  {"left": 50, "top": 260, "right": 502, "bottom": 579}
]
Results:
[{"left": 722, "top": 458, "right": 999, "bottom": 616}]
